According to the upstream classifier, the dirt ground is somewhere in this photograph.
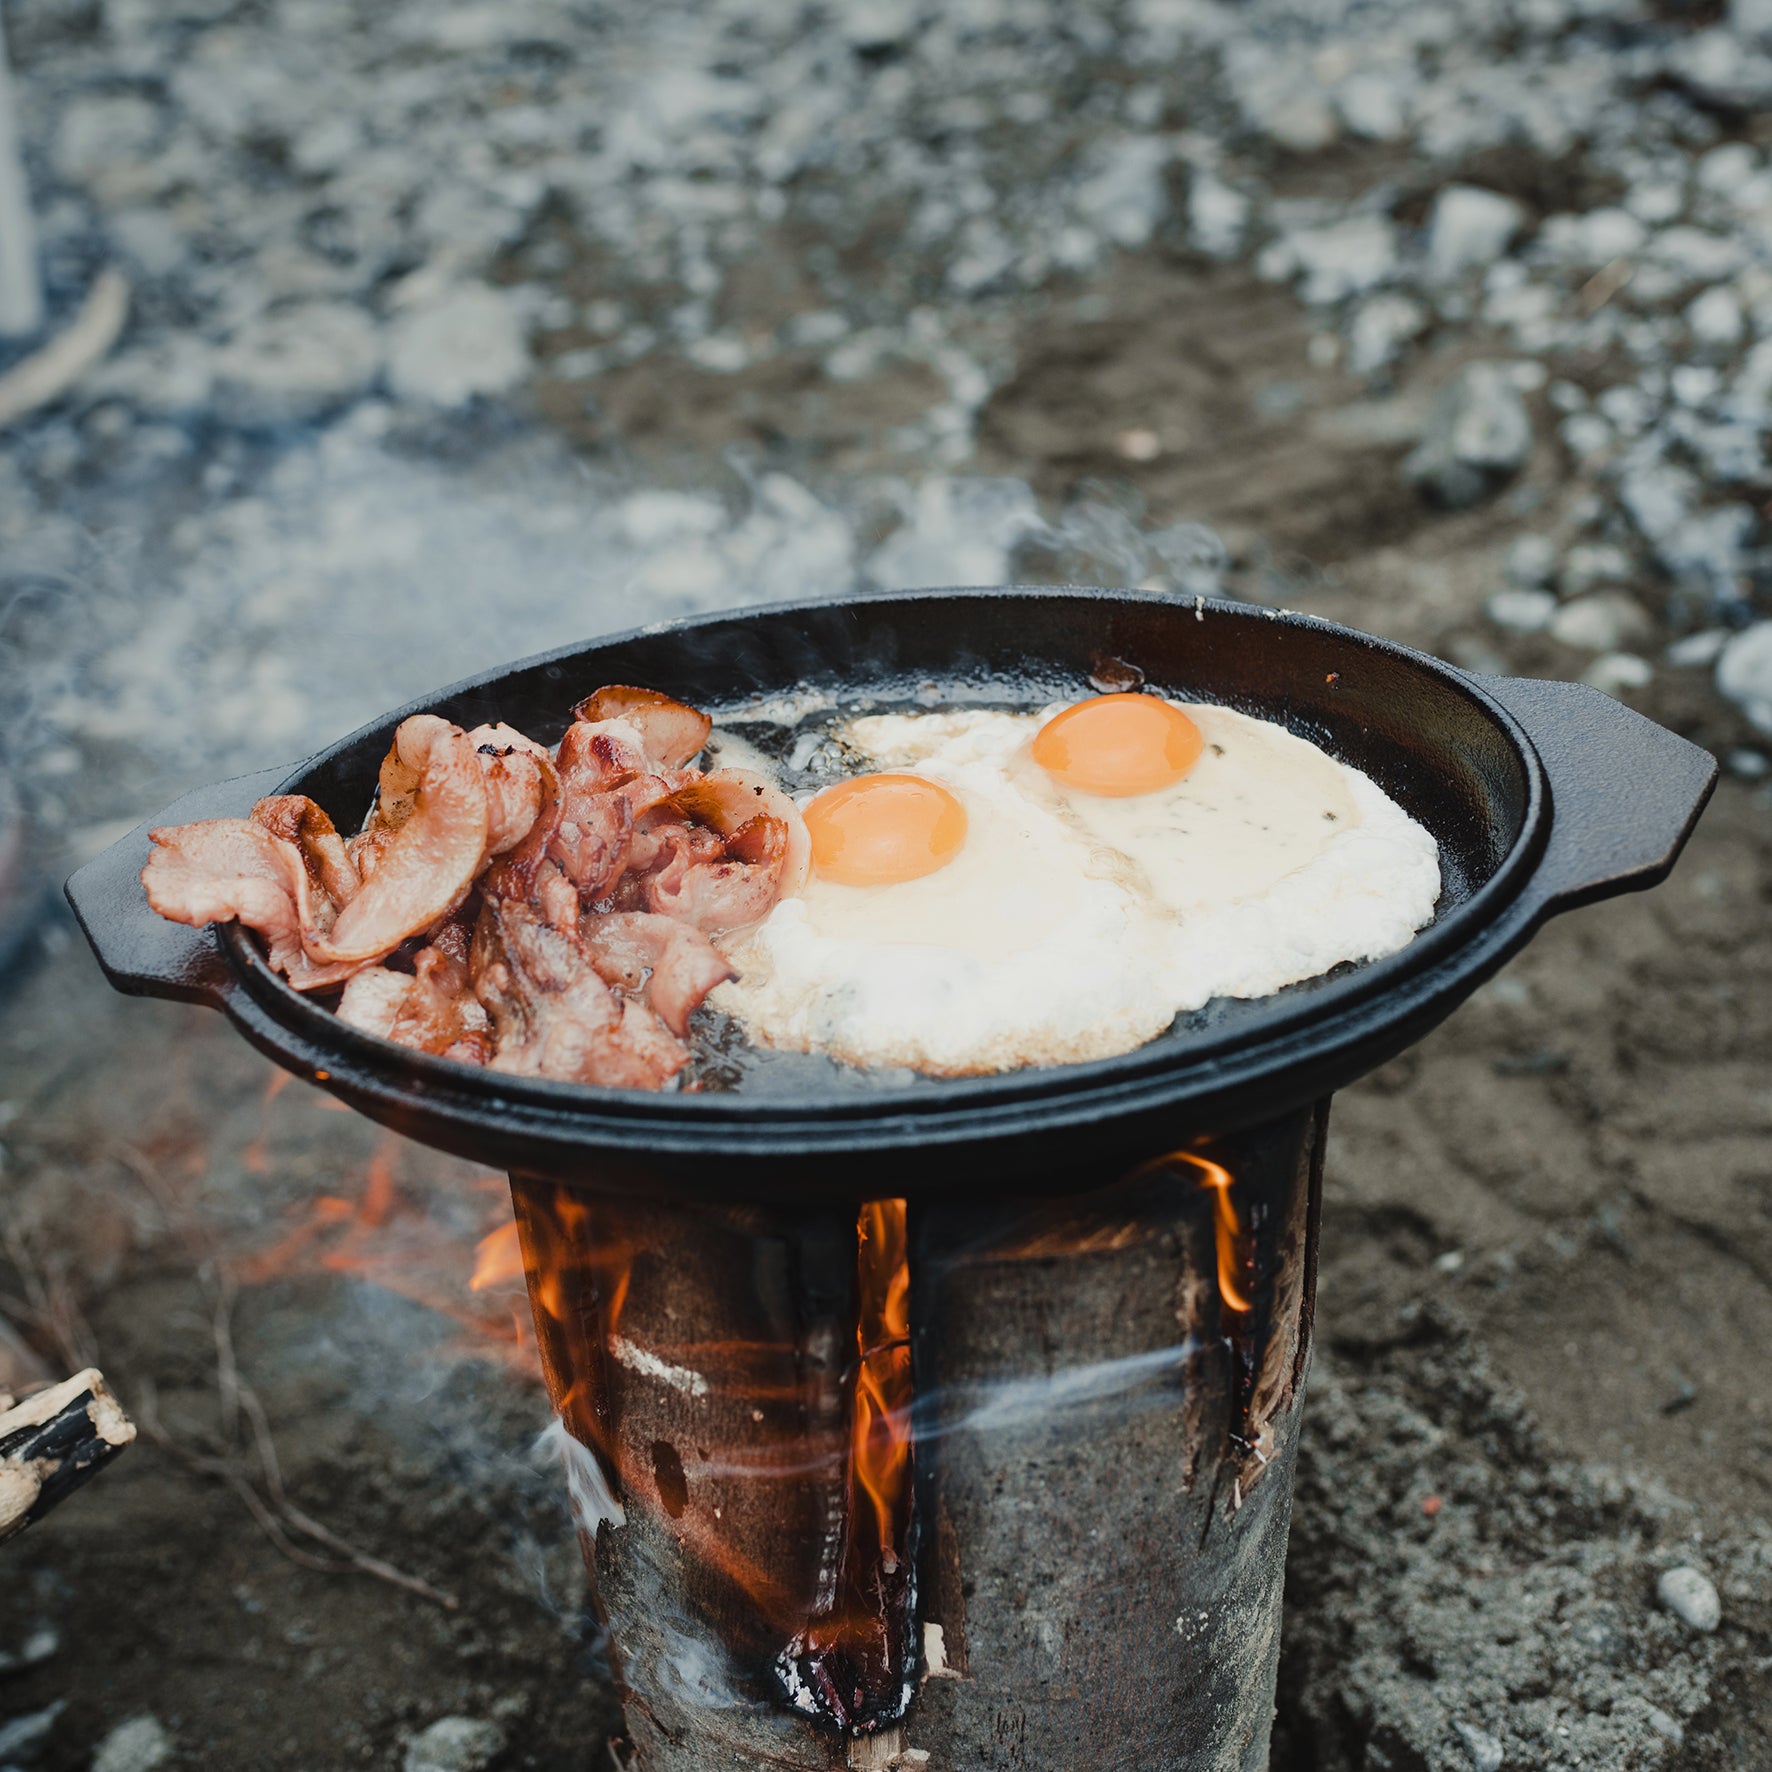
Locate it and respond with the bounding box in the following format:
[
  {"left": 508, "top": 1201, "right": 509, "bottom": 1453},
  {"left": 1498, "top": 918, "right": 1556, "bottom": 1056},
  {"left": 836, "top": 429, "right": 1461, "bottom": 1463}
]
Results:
[{"left": 4, "top": 247, "right": 1771, "bottom": 1771}]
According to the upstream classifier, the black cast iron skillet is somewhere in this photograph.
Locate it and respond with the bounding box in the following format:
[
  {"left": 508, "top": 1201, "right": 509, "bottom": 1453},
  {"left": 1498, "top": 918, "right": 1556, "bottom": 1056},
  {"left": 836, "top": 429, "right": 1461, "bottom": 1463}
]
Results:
[{"left": 66, "top": 589, "right": 1716, "bottom": 1199}]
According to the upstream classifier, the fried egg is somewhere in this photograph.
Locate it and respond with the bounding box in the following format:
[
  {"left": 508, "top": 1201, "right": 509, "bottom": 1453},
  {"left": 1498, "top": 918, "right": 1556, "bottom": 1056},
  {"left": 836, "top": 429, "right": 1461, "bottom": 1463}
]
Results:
[{"left": 713, "top": 695, "right": 1441, "bottom": 1075}]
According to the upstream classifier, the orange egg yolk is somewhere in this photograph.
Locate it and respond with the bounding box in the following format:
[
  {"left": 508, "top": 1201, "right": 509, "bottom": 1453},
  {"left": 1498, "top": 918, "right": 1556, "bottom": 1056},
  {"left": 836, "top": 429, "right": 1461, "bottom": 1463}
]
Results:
[
  {"left": 804, "top": 774, "right": 968, "bottom": 885},
  {"left": 1030, "top": 693, "right": 1204, "bottom": 797}
]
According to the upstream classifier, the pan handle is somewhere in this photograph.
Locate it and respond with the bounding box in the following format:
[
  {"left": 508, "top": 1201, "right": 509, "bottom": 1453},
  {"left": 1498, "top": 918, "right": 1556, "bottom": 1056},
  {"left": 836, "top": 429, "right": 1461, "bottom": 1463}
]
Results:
[
  {"left": 1477, "top": 673, "right": 1718, "bottom": 917},
  {"left": 64, "top": 764, "right": 298, "bottom": 1008}
]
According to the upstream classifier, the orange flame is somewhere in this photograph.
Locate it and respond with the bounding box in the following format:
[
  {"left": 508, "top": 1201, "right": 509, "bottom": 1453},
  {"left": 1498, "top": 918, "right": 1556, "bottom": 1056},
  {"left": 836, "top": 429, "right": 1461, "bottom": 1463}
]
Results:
[
  {"left": 1129, "top": 1149, "right": 1253, "bottom": 1314},
  {"left": 1188, "top": 1155, "right": 1253, "bottom": 1315},
  {"left": 469, "top": 1221, "right": 524, "bottom": 1293},
  {"left": 853, "top": 1198, "right": 913, "bottom": 1560}
]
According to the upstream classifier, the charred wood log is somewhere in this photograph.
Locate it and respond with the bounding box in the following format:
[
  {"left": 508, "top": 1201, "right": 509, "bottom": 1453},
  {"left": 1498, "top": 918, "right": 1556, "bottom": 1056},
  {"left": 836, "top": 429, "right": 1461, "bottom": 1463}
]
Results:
[
  {"left": 512, "top": 1179, "right": 870, "bottom": 1770},
  {"left": 906, "top": 1104, "right": 1325, "bottom": 1771},
  {"left": 0, "top": 1368, "right": 136, "bottom": 1545}
]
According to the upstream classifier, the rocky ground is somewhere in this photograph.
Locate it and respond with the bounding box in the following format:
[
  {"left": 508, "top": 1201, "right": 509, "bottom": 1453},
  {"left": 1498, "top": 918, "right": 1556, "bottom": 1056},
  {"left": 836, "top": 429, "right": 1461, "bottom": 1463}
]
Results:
[{"left": 2, "top": 0, "right": 1772, "bottom": 1767}]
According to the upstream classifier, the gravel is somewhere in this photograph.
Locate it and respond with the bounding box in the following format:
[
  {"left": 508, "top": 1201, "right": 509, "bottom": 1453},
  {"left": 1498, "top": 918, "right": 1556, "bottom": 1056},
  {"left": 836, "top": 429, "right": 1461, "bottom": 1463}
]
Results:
[
  {"left": 1717, "top": 622, "right": 1772, "bottom": 731},
  {"left": 402, "top": 1717, "right": 505, "bottom": 1772},
  {"left": 1404, "top": 363, "right": 1534, "bottom": 509},
  {"left": 91, "top": 1717, "right": 174, "bottom": 1772},
  {"left": 1656, "top": 1566, "right": 1723, "bottom": 1634}
]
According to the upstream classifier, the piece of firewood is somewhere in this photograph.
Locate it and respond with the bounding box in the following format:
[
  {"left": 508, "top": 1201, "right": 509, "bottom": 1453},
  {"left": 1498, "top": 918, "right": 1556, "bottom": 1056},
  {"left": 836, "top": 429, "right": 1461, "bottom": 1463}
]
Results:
[{"left": 0, "top": 1368, "right": 136, "bottom": 1544}]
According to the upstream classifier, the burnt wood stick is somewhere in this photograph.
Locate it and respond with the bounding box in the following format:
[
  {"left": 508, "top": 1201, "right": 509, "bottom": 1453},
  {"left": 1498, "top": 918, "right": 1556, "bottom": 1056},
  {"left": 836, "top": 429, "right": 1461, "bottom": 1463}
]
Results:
[{"left": 0, "top": 1368, "right": 137, "bottom": 1545}]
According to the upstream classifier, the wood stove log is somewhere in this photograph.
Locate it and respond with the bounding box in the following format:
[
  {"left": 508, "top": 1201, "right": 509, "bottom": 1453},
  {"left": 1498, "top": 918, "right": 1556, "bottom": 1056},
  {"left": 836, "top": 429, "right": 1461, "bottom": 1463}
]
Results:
[
  {"left": 514, "top": 1102, "right": 1324, "bottom": 1772},
  {"left": 512, "top": 1179, "right": 869, "bottom": 1771},
  {"left": 905, "top": 1104, "right": 1325, "bottom": 1772},
  {"left": 0, "top": 1368, "right": 137, "bottom": 1545}
]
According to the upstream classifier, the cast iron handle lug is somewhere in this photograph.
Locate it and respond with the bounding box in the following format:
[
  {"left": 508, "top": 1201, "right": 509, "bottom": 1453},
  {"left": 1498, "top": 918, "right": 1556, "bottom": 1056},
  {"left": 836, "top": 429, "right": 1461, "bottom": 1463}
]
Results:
[
  {"left": 1476, "top": 673, "right": 1718, "bottom": 919},
  {"left": 63, "top": 763, "right": 300, "bottom": 1008}
]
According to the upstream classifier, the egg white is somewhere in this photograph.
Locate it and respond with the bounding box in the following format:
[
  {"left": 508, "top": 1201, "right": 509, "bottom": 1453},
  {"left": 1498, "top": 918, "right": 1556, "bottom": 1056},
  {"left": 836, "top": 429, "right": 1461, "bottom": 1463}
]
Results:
[{"left": 712, "top": 701, "right": 1441, "bottom": 1076}]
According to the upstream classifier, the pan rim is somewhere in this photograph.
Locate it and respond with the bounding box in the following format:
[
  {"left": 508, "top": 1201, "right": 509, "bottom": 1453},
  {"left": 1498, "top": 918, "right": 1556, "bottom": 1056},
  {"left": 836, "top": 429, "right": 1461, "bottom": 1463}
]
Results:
[{"left": 219, "top": 586, "right": 1548, "bottom": 1133}]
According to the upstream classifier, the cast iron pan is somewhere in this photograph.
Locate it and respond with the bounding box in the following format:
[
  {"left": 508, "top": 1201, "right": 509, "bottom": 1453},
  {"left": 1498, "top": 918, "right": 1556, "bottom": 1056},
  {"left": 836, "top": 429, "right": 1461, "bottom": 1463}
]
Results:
[{"left": 66, "top": 589, "right": 1717, "bottom": 1198}]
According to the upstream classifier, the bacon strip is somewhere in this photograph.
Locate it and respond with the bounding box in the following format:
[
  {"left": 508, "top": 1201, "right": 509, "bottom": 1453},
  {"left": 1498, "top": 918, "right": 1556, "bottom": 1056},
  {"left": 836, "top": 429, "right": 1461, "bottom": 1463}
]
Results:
[
  {"left": 579, "top": 911, "right": 736, "bottom": 1040},
  {"left": 305, "top": 716, "right": 491, "bottom": 965},
  {"left": 142, "top": 819, "right": 358, "bottom": 991},
  {"left": 251, "top": 795, "right": 362, "bottom": 905},
  {"left": 570, "top": 685, "right": 711, "bottom": 769}
]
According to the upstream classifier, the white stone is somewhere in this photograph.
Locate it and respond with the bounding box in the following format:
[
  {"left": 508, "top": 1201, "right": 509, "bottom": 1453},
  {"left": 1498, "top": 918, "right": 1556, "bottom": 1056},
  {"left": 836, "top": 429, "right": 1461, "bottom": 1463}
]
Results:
[
  {"left": 1560, "top": 542, "right": 1634, "bottom": 596},
  {"left": 1187, "top": 170, "right": 1249, "bottom": 260},
  {"left": 1426, "top": 185, "right": 1526, "bottom": 282},
  {"left": 212, "top": 303, "right": 382, "bottom": 426},
  {"left": 1737, "top": 0, "right": 1772, "bottom": 39},
  {"left": 1346, "top": 292, "right": 1427, "bottom": 374},
  {"left": 1507, "top": 534, "right": 1558, "bottom": 587},
  {"left": 1404, "top": 363, "right": 1534, "bottom": 508},
  {"left": 1666, "top": 628, "right": 1730, "bottom": 667},
  {"left": 93, "top": 1717, "right": 173, "bottom": 1772},
  {"left": 1688, "top": 285, "right": 1745, "bottom": 352},
  {"left": 1717, "top": 624, "right": 1772, "bottom": 733},
  {"left": 1656, "top": 1565, "right": 1722, "bottom": 1633},
  {"left": 1076, "top": 136, "right": 1171, "bottom": 249},
  {"left": 1540, "top": 206, "right": 1646, "bottom": 268},
  {"left": 1283, "top": 214, "right": 1398, "bottom": 306},
  {"left": 1584, "top": 651, "right": 1653, "bottom": 696},
  {"left": 386, "top": 285, "right": 530, "bottom": 409},
  {"left": 403, "top": 1717, "right": 504, "bottom": 1772},
  {"left": 1550, "top": 592, "right": 1653, "bottom": 652},
  {"left": 1649, "top": 226, "right": 1748, "bottom": 285},
  {"left": 1487, "top": 587, "right": 1557, "bottom": 632},
  {"left": 1336, "top": 72, "right": 1411, "bottom": 141},
  {"left": 1453, "top": 1720, "right": 1504, "bottom": 1772}
]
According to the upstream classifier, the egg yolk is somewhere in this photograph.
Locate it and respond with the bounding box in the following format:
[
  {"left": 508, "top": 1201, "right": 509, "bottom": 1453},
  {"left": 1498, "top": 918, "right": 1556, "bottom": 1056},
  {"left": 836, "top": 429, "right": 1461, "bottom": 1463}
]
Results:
[
  {"left": 804, "top": 774, "right": 969, "bottom": 885},
  {"left": 1031, "top": 693, "right": 1203, "bottom": 797}
]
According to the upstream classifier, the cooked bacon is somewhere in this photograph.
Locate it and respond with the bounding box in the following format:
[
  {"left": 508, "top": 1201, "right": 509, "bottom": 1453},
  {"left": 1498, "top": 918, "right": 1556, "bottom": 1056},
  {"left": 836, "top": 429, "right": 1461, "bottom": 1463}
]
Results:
[
  {"left": 536, "top": 867, "right": 580, "bottom": 936},
  {"left": 571, "top": 685, "right": 711, "bottom": 768},
  {"left": 142, "top": 683, "right": 805, "bottom": 1091},
  {"left": 550, "top": 795, "right": 633, "bottom": 900},
  {"left": 251, "top": 795, "right": 362, "bottom": 905},
  {"left": 579, "top": 911, "right": 736, "bottom": 1039},
  {"left": 466, "top": 722, "right": 550, "bottom": 761},
  {"left": 478, "top": 746, "right": 545, "bottom": 857},
  {"left": 337, "top": 943, "right": 492, "bottom": 1063},
  {"left": 555, "top": 720, "right": 647, "bottom": 797},
  {"left": 142, "top": 819, "right": 358, "bottom": 991},
  {"left": 473, "top": 898, "right": 689, "bottom": 1089},
  {"left": 482, "top": 753, "right": 562, "bottom": 901},
  {"left": 664, "top": 769, "right": 811, "bottom": 897},
  {"left": 306, "top": 716, "right": 490, "bottom": 965},
  {"left": 630, "top": 769, "right": 813, "bottom": 935},
  {"left": 337, "top": 965, "right": 414, "bottom": 1037}
]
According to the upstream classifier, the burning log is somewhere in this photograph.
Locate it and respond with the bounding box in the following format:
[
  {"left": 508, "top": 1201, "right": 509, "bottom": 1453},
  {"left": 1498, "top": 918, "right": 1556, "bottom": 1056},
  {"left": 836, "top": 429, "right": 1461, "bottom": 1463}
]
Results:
[
  {"left": 509, "top": 1103, "right": 1324, "bottom": 1771},
  {"left": 514, "top": 1181, "right": 888, "bottom": 1769},
  {"left": 0, "top": 1368, "right": 137, "bottom": 1544},
  {"left": 905, "top": 1106, "right": 1322, "bottom": 1770}
]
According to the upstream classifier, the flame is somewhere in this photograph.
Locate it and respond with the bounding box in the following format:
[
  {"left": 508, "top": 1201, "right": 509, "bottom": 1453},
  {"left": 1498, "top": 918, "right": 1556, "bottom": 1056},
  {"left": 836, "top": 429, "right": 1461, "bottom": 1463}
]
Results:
[
  {"left": 230, "top": 1093, "right": 531, "bottom": 1369},
  {"left": 852, "top": 1198, "right": 913, "bottom": 1558},
  {"left": 469, "top": 1221, "right": 524, "bottom": 1293},
  {"left": 1186, "top": 1155, "right": 1253, "bottom": 1315},
  {"left": 1127, "top": 1148, "right": 1254, "bottom": 1315}
]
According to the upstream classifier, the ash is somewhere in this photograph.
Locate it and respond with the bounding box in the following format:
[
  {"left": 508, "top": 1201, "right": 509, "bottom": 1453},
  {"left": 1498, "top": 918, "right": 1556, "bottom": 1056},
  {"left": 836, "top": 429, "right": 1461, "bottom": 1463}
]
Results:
[{"left": 3, "top": 0, "right": 1772, "bottom": 1765}]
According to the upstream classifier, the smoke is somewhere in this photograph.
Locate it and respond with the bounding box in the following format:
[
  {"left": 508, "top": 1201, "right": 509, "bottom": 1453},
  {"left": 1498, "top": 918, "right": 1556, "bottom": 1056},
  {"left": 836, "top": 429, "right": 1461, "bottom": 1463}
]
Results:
[
  {"left": 537, "top": 1415, "right": 626, "bottom": 1535},
  {"left": 684, "top": 1337, "right": 1210, "bottom": 1484},
  {"left": 0, "top": 411, "right": 1229, "bottom": 855}
]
